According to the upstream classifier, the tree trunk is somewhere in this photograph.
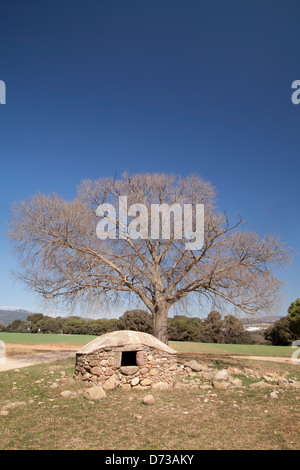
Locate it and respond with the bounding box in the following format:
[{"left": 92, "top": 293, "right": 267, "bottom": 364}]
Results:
[{"left": 152, "top": 303, "right": 170, "bottom": 344}]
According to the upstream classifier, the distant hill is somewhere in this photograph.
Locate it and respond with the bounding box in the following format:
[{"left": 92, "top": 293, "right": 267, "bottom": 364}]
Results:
[
  {"left": 0, "top": 309, "right": 32, "bottom": 326},
  {"left": 0, "top": 309, "right": 98, "bottom": 326}
]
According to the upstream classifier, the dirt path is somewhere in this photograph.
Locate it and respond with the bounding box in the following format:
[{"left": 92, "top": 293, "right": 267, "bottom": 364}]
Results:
[
  {"left": 0, "top": 351, "right": 75, "bottom": 372},
  {"left": 0, "top": 343, "right": 78, "bottom": 372},
  {"left": 5, "top": 343, "right": 80, "bottom": 353},
  {"left": 231, "top": 355, "right": 293, "bottom": 364},
  {"left": 0, "top": 343, "right": 294, "bottom": 372}
]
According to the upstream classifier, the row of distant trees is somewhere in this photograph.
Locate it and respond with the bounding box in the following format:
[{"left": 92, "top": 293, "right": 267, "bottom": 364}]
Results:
[
  {"left": 2, "top": 299, "right": 299, "bottom": 345},
  {"left": 118, "top": 310, "right": 254, "bottom": 344},
  {"left": 0, "top": 309, "right": 254, "bottom": 344},
  {"left": 2, "top": 310, "right": 251, "bottom": 343}
]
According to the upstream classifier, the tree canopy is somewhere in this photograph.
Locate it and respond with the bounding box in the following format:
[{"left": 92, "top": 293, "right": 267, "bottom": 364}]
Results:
[{"left": 9, "top": 172, "right": 289, "bottom": 343}]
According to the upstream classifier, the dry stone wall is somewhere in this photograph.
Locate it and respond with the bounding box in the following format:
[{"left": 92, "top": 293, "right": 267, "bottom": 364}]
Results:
[{"left": 74, "top": 345, "right": 177, "bottom": 390}]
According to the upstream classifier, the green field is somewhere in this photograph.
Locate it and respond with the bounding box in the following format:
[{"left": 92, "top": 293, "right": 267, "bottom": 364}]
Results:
[
  {"left": 0, "top": 332, "right": 96, "bottom": 346},
  {"left": 0, "top": 332, "right": 294, "bottom": 358},
  {"left": 170, "top": 341, "right": 294, "bottom": 358}
]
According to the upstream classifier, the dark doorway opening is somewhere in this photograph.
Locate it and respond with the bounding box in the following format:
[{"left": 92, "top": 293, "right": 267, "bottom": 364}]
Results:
[{"left": 121, "top": 351, "right": 137, "bottom": 366}]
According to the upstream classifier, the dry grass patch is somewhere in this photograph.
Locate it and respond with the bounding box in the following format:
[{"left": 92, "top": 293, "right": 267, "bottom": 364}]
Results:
[{"left": 0, "top": 355, "right": 299, "bottom": 450}]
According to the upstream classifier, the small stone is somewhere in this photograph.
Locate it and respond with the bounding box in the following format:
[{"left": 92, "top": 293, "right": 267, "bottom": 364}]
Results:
[
  {"left": 249, "top": 381, "right": 272, "bottom": 389},
  {"left": 231, "top": 367, "right": 245, "bottom": 375},
  {"left": 107, "top": 357, "right": 114, "bottom": 366},
  {"left": 212, "top": 381, "right": 231, "bottom": 390},
  {"left": 3, "top": 401, "right": 26, "bottom": 410},
  {"left": 230, "top": 378, "right": 243, "bottom": 387},
  {"left": 0, "top": 410, "right": 9, "bottom": 416},
  {"left": 277, "top": 379, "right": 288, "bottom": 387},
  {"left": 270, "top": 391, "right": 279, "bottom": 399},
  {"left": 214, "top": 370, "right": 229, "bottom": 381},
  {"left": 152, "top": 381, "right": 169, "bottom": 390},
  {"left": 103, "top": 375, "right": 119, "bottom": 390},
  {"left": 90, "top": 367, "right": 103, "bottom": 376},
  {"left": 200, "top": 372, "right": 215, "bottom": 381},
  {"left": 49, "top": 383, "right": 59, "bottom": 389},
  {"left": 290, "top": 381, "right": 300, "bottom": 389},
  {"left": 142, "top": 394, "right": 155, "bottom": 405},
  {"left": 60, "top": 390, "right": 74, "bottom": 398},
  {"left": 173, "top": 382, "right": 189, "bottom": 389},
  {"left": 84, "top": 386, "right": 106, "bottom": 400},
  {"left": 131, "top": 377, "right": 140, "bottom": 387},
  {"left": 82, "top": 373, "right": 92, "bottom": 381},
  {"left": 120, "top": 366, "right": 139, "bottom": 376},
  {"left": 132, "top": 384, "right": 145, "bottom": 390},
  {"left": 184, "top": 360, "right": 202, "bottom": 372},
  {"left": 136, "top": 351, "right": 145, "bottom": 366},
  {"left": 140, "top": 378, "right": 152, "bottom": 386},
  {"left": 121, "top": 383, "right": 131, "bottom": 391},
  {"left": 134, "top": 414, "right": 143, "bottom": 420},
  {"left": 89, "top": 360, "right": 99, "bottom": 367}
]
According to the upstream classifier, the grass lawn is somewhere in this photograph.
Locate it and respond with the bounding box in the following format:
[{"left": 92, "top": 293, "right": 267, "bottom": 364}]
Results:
[
  {"left": 0, "top": 355, "right": 299, "bottom": 450},
  {"left": 170, "top": 341, "right": 294, "bottom": 358},
  {"left": 0, "top": 332, "right": 96, "bottom": 346},
  {"left": 0, "top": 332, "right": 294, "bottom": 358}
]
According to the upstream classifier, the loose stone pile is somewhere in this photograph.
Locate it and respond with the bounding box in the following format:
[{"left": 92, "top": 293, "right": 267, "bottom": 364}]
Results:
[
  {"left": 74, "top": 331, "right": 300, "bottom": 394},
  {"left": 75, "top": 353, "right": 300, "bottom": 393},
  {"left": 1, "top": 357, "right": 300, "bottom": 415}
]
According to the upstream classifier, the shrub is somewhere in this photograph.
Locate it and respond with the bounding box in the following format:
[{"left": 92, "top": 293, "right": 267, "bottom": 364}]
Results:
[{"left": 265, "top": 317, "right": 297, "bottom": 346}]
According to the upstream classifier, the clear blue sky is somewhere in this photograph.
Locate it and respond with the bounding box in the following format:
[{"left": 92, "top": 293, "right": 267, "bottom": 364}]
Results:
[{"left": 0, "top": 1, "right": 299, "bottom": 317}]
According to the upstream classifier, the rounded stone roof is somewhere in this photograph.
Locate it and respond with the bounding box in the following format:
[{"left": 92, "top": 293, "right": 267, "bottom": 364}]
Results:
[{"left": 77, "top": 330, "right": 177, "bottom": 355}]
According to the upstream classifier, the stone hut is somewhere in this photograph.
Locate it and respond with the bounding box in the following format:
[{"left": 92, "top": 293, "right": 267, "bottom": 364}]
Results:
[{"left": 74, "top": 330, "right": 177, "bottom": 389}]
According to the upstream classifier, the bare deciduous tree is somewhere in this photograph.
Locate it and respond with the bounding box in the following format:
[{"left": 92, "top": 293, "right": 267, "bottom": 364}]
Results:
[{"left": 9, "top": 173, "right": 290, "bottom": 344}]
